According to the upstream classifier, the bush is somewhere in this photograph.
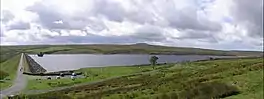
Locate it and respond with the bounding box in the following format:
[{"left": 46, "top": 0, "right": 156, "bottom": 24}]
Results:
[
  {"left": 154, "top": 93, "right": 170, "bottom": 99},
  {"left": 179, "top": 82, "right": 240, "bottom": 99},
  {"left": 0, "top": 70, "right": 9, "bottom": 80},
  {"left": 168, "top": 92, "right": 178, "bottom": 99}
]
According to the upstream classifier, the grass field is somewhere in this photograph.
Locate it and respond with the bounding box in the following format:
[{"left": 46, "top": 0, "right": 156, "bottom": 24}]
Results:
[
  {"left": 26, "top": 64, "right": 171, "bottom": 90},
  {"left": 0, "top": 55, "right": 21, "bottom": 90},
  {"left": 18, "top": 58, "right": 263, "bottom": 99}
]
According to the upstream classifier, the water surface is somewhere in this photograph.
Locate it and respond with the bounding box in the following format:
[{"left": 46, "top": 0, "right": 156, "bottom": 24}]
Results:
[{"left": 29, "top": 54, "right": 231, "bottom": 72}]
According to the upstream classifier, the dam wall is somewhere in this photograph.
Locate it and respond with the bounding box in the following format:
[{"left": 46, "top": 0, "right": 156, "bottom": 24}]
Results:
[{"left": 24, "top": 54, "right": 47, "bottom": 73}]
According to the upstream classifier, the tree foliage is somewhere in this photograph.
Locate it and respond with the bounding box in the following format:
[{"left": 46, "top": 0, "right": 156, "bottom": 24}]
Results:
[{"left": 149, "top": 56, "right": 159, "bottom": 69}]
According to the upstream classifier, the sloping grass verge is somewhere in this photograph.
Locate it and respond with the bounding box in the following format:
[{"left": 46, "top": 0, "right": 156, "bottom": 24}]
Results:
[{"left": 0, "top": 54, "right": 21, "bottom": 90}]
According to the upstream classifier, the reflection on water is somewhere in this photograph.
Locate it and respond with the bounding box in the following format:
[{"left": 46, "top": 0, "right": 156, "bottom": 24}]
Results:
[{"left": 29, "top": 54, "right": 230, "bottom": 72}]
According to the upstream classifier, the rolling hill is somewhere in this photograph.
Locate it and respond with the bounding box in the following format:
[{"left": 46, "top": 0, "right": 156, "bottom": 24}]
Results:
[{"left": 0, "top": 43, "right": 262, "bottom": 63}]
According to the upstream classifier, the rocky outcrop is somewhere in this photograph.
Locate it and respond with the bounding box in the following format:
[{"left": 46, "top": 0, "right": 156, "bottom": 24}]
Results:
[{"left": 24, "top": 54, "right": 47, "bottom": 73}]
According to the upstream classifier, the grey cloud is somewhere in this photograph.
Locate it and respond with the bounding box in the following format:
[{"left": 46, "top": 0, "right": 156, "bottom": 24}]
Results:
[
  {"left": 16, "top": 0, "right": 261, "bottom": 51},
  {"left": 42, "top": 35, "right": 136, "bottom": 44},
  {"left": 26, "top": 1, "right": 108, "bottom": 32},
  {"left": 92, "top": 0, "right": 152, "bottom": 24},
  {"left": 7, "top": 21, "right": 30, "bottom": 30},
  {"left": 250, "top": 39, "right": 263, "bottom": 47},
  {"left": 130, "top": 25, "right": 166, "bottom": 42},
  {"left": 90, "top": 0, "right": 222, "bottom": 42},
  {"left": 0, "top": 28, "right": 4, "bottom": 37},
  {"left": 174, "top": 29, "right": 219, "bottom": 43},
  {"left": 36, "top": 26, "right": 165, "bottom": 44},
  {"left": 125, "top": 1, "right": 157, "bottom": 24},
  {"left": 85, "top": 19, "right": 108, "bottom": 32},
  {"left": 26, "top": 3, "right": 66, "bottom": 29},
  {"left": 93, "top": 0, "right": 157, "bottom": 24},
  {"left": 1, "top": 10, "right": 15, "bottom": 23},
  {"left": 232, "top": 0, "right": 263, "bottom": 38},
  {"left": 26, "top": 0, "right": 222, "bottom": 33},
  {"left": 27, "top": 33, "right": 40, "bottom": 41},
  {"left": 164, "top": 6, "right": 222, "bottom": 32},
  {"left": 93, "top": 0, "right": 126, "bottom": 22},
  {"left": 127, "top": 11, "right": 156, "bottom": 25},
  {"left": 26, "top": 2, "right": 89, "bottom": 30},
  {"left": 125, "top": 0, "right": 222, "bottom": 32}
]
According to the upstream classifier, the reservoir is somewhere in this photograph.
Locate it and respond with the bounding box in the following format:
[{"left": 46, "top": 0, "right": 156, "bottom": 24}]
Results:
[{"left": 29, "top": 54, "right": 232, "bottom": 72}]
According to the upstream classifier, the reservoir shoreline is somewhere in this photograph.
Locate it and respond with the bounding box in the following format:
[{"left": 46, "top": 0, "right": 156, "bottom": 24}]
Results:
[{"left": 28, "top": 54, "right": 240, "bottom": 72}]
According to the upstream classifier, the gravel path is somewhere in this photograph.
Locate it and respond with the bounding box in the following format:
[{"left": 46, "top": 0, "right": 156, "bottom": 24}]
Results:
[{"left": 0, "top": 53, "right": 27, "bottom": 99}]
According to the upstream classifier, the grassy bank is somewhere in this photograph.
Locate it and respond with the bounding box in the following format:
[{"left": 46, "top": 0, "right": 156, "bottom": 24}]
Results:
[
  {"left": 0, "top": 47, "right": 21, "bottom": 63},
  {"left": 0, "top": 55, "right": 21, "bottom": 90},
  {"left": 19, "top": 58, "right": 263, "bottom": 99},
  {"left": 22, "top": 54, "right": 31, "bottom": 73},
  {"left": 26, "top": 64, "right": 171, "bottom": 90}
]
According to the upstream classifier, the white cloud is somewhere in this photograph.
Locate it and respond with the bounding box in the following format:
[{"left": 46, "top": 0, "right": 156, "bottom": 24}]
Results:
[
  {"left": 53, "top": 20, "right": 63, "bottom": 24},
  {"left": 203, "top": 0, "right": 233, "bottom": 22},
  {"left": 0, "top": 0, "right": 262, "bottom": 51},
  {"left": 69, "top": 30, "right": 87, "bottom": 36}
]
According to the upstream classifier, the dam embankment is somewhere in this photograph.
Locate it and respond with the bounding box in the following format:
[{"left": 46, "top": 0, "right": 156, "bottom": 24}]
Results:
[{"left": 23, "top": 54, "right": 47, "bottom": 74}]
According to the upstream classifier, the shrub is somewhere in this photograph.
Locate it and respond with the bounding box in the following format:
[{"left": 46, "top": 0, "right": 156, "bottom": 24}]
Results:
[
  {"left": 157, "top": 93, "right": 169, "bottom": 99},
  {"left": 179, "top": 82, "right": 240, "bottom": 99},
  {"left": 0, "top": 70, "right": 9, "bottom": 80},
  {"left": 169, "top": 92, "right": 178, "bottom": 99}
]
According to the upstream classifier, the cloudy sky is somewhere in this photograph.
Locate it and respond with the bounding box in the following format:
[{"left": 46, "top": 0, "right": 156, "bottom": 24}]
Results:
[{"left": 0, "top": 0, "right": 263, "bottom": 51}]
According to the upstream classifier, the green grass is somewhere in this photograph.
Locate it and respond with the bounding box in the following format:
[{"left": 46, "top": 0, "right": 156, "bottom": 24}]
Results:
[
  {"left": 0, "top": 70, "right": 9, "bottom": 80},
  {"left": 19, "top": 58, "right": 263, "bottom": 99},
  {"left": 25, "top": 47, "right": 73, "bottom": 54},
  {"left": 0, "top": 54, "right": 21, "bottom": 90},
  {"left": 76, "top": 65, "right": 161, "bottom": 77},
  {"left": 0, "top": 47, "right": 21, "bottom": 63},
  {"left": 25, "top": 65, "right": 169, "bottom": 90},
  {"left": 223, "top": 70, "right": 263, "bottom": 99}
]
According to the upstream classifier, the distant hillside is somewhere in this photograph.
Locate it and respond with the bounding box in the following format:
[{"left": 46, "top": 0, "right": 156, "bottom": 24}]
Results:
[{"left": 0, "top": 43, "right": 262, "bottom": 63}]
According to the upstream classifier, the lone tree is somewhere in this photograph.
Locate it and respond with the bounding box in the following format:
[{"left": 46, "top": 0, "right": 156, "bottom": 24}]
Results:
[{"left": 149, "top": 56, "right": 159, "bottom": 69}]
